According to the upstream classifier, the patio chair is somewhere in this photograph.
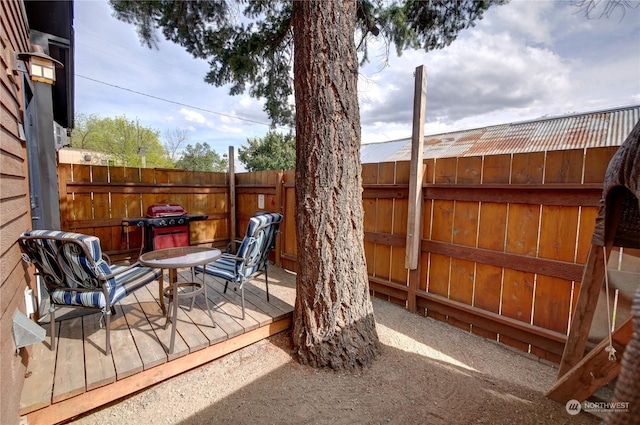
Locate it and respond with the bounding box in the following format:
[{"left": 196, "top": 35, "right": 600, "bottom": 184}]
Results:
[
  {"left": 18, "top": 230, "right": 162, "bottom": 355},
  {"left": 196, "top": 212, "right": 282, "bottom": 319}
]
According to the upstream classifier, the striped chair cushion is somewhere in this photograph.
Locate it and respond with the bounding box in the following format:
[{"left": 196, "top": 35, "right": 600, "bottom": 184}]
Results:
[
  {"left": 22, "top": 230, "right": 108, "bottom": 289},
  {"left": 50, "top": 264, "right": 161, "bottom": 308},
  {"left": 197, "top": 212, "right": 282, "bottom": 282},
  {"left": 21, "top": 230, "right": 161, "bottom": 308},
  {"left": 199, "top": 256, "right": 241, "bottom": 282}
]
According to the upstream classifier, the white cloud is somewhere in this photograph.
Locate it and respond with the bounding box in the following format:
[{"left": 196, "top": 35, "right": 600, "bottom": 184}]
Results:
[
  {"left": 180, "top": 108, "right": 207, "bottom": 124},
  {"left": 216, "top": 125, "right": 244, "bottom": 134},
  {"left": 484, "top": 0, "right": 557, "bottom": 45}
]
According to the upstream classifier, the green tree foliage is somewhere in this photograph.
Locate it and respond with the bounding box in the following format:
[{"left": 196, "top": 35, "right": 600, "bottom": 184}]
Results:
[
  {"left": 239, "top": 131, "right": 296, "bottom": 171},
  {"left": 71, "top": 113, "right": 172, "bottom": 168},
  {"left": 110, "top": 0, "right": 506, "bottom": 370},
  {"left": 175, "top": 143, "right": 228, "bottom": 172}
]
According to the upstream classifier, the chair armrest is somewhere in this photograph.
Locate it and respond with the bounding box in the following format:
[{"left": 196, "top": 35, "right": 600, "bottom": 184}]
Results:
[
  {"left": 225, "top": 239, "right": 244, "bottom": 253},
  {"left": 102, "top": 252, "right": 112, "bottom": 265},
  {"left": 220, "top": 252, "right": 243, "bottom": 262}
]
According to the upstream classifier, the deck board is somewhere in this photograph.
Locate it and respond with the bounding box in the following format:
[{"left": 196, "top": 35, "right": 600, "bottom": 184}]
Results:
[
  {"left": 82, "top": 312, "right": 117, "bottom": 391},
  {"left": 19, "top": 323, "right": 57, "bottom": 413},
  {"left": 19, "top": 266, "right": 295, "bottom": 424},
  {"left": 158, "top": 273, "right": 213, "bottom": 353},
  {"left": 242, "top": 280, "right": 292, "bottom": 321},
  {"left": 134, "top": 285, "right": 190, "bottom": 361},
  {"left": 180, "top": 296, "right": 229, "bottom": 345},
  {"left": 209, "top": 288, "right": 261, "bottom": 332},
  {"left": 212, "top": 280, "right": 276, "bottom": 327},
  {"left": 52, "top": 317, "right": 85, "bottom": 403},
  {"left": 110, "top": 304, "right": 144, "bottom": 380},
  {"left": 120, "top": 294, "right": 166, "bottom": 370}
]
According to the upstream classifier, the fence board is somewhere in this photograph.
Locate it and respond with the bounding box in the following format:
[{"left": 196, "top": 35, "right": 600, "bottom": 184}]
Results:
[
  {"left": 577, "top": 206, "right": 599, "bottom": 263},
  {"left": 387, "top": 162, "right": 410, "bottom": 304},
  {"left": 449, "top": 200, "right": 479, "bottom": 330},
  {"left": 545, "top": 149, "right": 584, "bottom": 184},
  {"left": 423, "top": 159, "right": 435, "bottom": 185},
  {"left": 427, "top": 253, "right": 450, "bottom": 321},
  {"left": 435, "top": 157, "right": 457, "bottom": 184},
  {"left": 428, "top": 198, "right": 454, "bottom": 322},
  {"left": 501, "top": 203, "right": 540, "bottom": 351},
  {"left": 539, "top": 205, "right": 579, "bottom": 262},
  {"left": 584, "top": 146, "right": 619, "bottom": 183},
  {"left": 390, "top": 192, "right": 408, "bottom": 285},
  {"left": 431, "top": 200, "right": 454, "bottom": 242},
  {"left": 531, "top": 275, "right": 571, "bottom": 362},
  {"left": 482, "top": 154, "right": 511, "bottom": 184},
  {"left": 511, "top": 152, "right": 544, "bottom": 184},
  {"left": 535, "top": 203, "right": 579, "bottom": 353},
  {"left": 363, "top": 197, "right": 377, "bottom": 277},
  {"left": 373, "top": 198, "right": 393, "bottom": 281},
  {"left": 371, "top": 163, "right": 396, "bottom": 285},
  {"left": 474, "top": 202, "right": 507, "bottom": 338},
  {"left": 457, "top": 156, "right": 482, "bottom": 184}
]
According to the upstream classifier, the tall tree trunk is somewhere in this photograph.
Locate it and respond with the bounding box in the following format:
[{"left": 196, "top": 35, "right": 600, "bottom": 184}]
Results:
[{"left": 291, "top": 0, "right": 380, "bottom": 370}]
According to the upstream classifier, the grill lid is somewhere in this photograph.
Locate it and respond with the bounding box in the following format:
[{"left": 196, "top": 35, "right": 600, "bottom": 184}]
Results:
[{"left": 146, "top": 204, "right": 187, "bottom": 218}]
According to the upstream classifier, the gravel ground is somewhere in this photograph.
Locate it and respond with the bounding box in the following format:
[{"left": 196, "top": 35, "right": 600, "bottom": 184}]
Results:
[{"left": 68, "top": 297, "right": 601, "bottom": 425}]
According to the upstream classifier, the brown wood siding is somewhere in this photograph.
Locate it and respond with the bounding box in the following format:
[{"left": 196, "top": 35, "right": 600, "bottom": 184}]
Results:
[{"left": 1, "top": 2, "right": 33, "bottom": 425}]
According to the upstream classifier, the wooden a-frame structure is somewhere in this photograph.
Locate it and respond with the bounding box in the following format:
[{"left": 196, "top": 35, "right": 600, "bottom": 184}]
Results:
[{"left": 546, "top": 119, "right": 640, "bottom": 421}]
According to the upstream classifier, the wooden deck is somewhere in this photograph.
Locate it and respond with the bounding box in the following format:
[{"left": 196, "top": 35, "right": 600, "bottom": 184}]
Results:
[{"left": 19, "top": 266, "right": 296, "bottom": 425}]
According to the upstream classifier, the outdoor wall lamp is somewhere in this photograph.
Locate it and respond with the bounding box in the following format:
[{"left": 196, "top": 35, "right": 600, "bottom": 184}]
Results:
[{"left": 17, "top": 44, "right": 63, "bottom": 85}]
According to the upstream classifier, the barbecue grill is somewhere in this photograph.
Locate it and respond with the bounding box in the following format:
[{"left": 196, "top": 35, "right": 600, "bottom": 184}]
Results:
[{"left": 122, "top": 204, "right": 208, "bottom": 253}]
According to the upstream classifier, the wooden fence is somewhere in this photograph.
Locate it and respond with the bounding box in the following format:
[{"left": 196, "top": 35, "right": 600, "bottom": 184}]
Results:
[
  {"left": 58, "top": 164, "right": 230, "bottom": 262},
  {"left": 58, "top": 146, "right": 640, "bottom": 362}
]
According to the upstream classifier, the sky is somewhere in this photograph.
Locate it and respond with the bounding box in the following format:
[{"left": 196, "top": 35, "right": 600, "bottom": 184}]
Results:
[{"left": 74, "top": 0, "right": 640, "bottom": 160}]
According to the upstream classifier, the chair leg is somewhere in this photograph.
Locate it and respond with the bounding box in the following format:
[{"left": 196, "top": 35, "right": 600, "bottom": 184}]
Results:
[
  {"left": 190, "top": 267, "right": 196, "bottom": 311},
  {"left": 104, "top": 307, "right": 112, "bottom": 356},
  {"left": 49, "top": 304, "right": 56, "bottom": 351},
  {"left": 223, "top": 281, "right": 229, "bottom": 294},
  {"left": 265, "top": 264, "right": 270, "bottom": 302},
  {"left": 201, "top": 274, "right": 216, "bottom": 328},
  {"left": 240, "top": 286, "right": 246, "bottom": 320}
]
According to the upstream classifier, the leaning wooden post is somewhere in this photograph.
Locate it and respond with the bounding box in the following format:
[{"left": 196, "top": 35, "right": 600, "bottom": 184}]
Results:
[
  {"left": 406, "top": 65, "right": 427, "bottom": 312},
  {"left": 228, "top": 146, "right": 237, "bottom": 247}
]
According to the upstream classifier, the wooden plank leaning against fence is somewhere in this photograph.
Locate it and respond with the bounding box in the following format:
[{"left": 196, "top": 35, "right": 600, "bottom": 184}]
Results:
[{"left": 58, "top": 146, "right": 639, "bottom": 363}]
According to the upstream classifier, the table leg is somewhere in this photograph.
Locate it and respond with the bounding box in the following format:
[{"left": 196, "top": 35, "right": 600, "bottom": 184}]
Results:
[
  {"left": 158, "top": 272, "right": 166, "bottom": 315},
  {"left": 169, "top": 275, "right": 178, "bottom": 354},
  {"left": 158, "top": 269, "right": 178, "bottom": 316}
]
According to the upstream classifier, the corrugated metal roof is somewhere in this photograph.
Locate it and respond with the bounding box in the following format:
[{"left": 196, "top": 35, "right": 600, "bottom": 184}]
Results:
[{"left": 360, "top": 105, "right": 640, "bottom": 163}]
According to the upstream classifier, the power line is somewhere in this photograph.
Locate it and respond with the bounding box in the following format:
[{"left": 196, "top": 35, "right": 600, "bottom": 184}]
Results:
[{"left": 76, "top": 74, "right": 279, "bottom": 128}]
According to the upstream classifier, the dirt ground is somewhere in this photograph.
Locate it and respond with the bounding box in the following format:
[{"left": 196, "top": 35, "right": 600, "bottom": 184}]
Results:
[{"left": 69, "top": 297, "right": 601, "bottom": 425}]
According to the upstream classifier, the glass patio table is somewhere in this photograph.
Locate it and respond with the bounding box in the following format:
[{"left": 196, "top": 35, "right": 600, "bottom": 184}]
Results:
[{"left": 139, "top": 246, "right": 221, "bottom": 354}]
